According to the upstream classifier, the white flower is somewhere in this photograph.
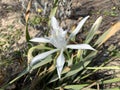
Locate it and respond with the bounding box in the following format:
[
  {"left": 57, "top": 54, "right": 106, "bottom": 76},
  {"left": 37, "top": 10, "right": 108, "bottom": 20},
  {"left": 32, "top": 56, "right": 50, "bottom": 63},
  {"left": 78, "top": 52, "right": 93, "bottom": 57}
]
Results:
[{"left": 30, "top": 16, "right": 95, "bottom": 78}]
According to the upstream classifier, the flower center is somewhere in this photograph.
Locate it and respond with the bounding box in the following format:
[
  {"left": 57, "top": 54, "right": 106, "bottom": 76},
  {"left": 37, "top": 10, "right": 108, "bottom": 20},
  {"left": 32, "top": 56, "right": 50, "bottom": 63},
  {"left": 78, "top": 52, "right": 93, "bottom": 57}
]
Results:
[{"left": 51, "top": 35, "right": 67, "bottom": 49}]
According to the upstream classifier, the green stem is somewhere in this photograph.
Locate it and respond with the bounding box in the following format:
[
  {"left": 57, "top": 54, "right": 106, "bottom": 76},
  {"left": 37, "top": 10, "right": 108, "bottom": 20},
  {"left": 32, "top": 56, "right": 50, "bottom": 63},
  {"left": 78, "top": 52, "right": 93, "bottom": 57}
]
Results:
[
  {"left": 48, "top": 0, "right": 58, "bottom": 26},
  {"left": 65, "top": 49, "right": 71, "bottom": 60}
]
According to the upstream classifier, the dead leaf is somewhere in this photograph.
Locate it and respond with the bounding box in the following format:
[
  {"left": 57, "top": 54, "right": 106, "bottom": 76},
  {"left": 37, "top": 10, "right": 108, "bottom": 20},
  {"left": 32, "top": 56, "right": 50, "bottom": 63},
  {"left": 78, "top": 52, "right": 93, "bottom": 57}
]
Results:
[
  {"left": 98, "top": 21, "right": 120, "bottom": 47},
  {"left": 25, "top": 0, "right": 32, "bottom": 23}
]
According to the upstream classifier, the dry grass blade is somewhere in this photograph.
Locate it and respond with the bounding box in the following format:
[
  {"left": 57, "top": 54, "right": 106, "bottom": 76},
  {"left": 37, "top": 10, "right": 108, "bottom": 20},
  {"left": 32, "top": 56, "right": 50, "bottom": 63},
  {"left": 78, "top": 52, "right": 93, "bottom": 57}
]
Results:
[
  {"left": 82, "top": 81, "right": 99, "bottom": 90},
  {"left": 25, "top": 0, "right": 32, "bottom": 23},
  {"left": 95, "top": 21, "right": 120, "bottom": 47}
]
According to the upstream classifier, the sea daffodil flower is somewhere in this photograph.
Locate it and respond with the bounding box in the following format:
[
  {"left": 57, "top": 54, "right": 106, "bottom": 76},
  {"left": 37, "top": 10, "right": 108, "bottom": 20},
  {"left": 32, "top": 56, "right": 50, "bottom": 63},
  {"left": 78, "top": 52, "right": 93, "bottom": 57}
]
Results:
[{"left": 29, "top": 16, "right": 95, "bottom": 78}]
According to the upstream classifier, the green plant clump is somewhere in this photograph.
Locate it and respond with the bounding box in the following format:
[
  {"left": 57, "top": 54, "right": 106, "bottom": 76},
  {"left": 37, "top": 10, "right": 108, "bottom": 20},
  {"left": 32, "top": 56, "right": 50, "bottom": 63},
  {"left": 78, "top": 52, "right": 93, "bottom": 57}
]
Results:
[{"left": 2, "top": 0, "right": 120, "bottom": 90}]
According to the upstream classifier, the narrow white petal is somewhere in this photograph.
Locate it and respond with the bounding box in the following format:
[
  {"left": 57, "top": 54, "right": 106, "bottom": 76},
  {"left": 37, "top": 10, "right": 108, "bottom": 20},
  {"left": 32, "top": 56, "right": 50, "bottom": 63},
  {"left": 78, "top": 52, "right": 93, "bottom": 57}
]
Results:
[
  {"left": 30, "top": 38, "right": 50, "bottom": 43},
  {"left": 51, "top": 16, "right": 59, "bottom": 30},
  {"left": 66, "top": 44, "right": 95, "bottom": 50},
  {"left": 61, "top": 30, "right": 67, "bottom": 37},
  {"left": 56, "top": 50, "right": 65, "bottom": 78},
  {"left": 69, "top": 16, "right": 89, "bottom": 39},
  {"left": 30, "top": 49, "right": 58, "bottom": 66}
]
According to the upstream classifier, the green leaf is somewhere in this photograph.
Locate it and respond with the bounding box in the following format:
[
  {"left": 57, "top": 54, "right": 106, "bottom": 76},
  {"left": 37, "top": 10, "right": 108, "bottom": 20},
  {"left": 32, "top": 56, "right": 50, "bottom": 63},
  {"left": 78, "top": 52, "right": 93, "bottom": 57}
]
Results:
[
  {"left": 2, "top": 55, "right": 53, "bottom": 89},
  {"left": 49, "top": 51, "right": 97, "bottom": 83},
  {"left": 94, "top": 28, "right": 109, "bottom": 47},
  {"left": 79, "top": 56, "right": 117, "bottom": 80},
  {"left": 1, "top": 67, "right": 29, "bottom": 89},
  {"left": 107, "top": 87, "right": 120, "bottom": 90},
  {"left": 87, "top": 66, "right": 120, "bottom": 70},
  {"left": 27, "top": 45, "right": 52, "bottom": 64},
  {"left": 64, "top": 84, "right": 88, "bottom": 90},
  {"left": 48, "top": 75, "right": 58, "bottom": 84},
  {"left": 99, "top": 77, "right": 120, "bottom": 84},
  {"left": 9, "top": 67, "right": 29, "bottom": 84},
  {"left": 48, "top": 0, "right": 58, "bottom": 26},
  {"left": 26, "top": 23, "right": 31, "bottom": 42},
  {"left": 63, "top": 52, "right": 97, "bottom": 78},
  {"left": 30, "top": 55, "right": 53, "bottom": 71}
]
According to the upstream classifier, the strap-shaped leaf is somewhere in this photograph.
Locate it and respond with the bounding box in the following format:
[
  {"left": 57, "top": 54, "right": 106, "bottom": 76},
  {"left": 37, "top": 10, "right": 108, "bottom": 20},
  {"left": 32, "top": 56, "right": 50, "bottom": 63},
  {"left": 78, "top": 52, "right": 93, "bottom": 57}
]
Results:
[
  {"left": 48, "top": 0, "right": 58, "bottom": 26},
  {"left": 27, "top": 45, "right": 52, "bottom": 64},
  {"left": 95, "top": 21, "right": 120, "bottom": 47},
  {"left": 30, "top": 55, "right": 53, "bottom": 71},
  {"left": 48, "top": 51, "right": 97, "bottom": 83},
  {"left": 63, "top": 52, "right": 97, "bottom": 78},
  {"left": 63, "top": 84, "right": 88, "bottom": 90},
  {"left": 87, "top": 66, "right": 120, "bottom": 69}
]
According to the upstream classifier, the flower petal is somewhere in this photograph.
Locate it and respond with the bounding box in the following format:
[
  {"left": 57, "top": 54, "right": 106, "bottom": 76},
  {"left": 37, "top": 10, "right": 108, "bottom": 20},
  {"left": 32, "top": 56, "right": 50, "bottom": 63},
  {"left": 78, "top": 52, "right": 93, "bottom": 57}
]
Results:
[
  {"left": 30, "top": 37, "right": 50, "bottom": 43},
  {"left": 30, "top": 49, "right": 58, "bottom": 66},
  {"left": 56, "top": 50, "right": 65, "bottom": 79},
  {"left": 51, "top": 16, "right": 59, "bottom": 30},
  {"left": 66, "top": 44, "right": 95, "bottom": 50},
  {"left": 61, "top": 30, "right": 67, "bottom": 37},
  {"left": 69, "top": 16, "right": 89, "bottom": 39}
]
